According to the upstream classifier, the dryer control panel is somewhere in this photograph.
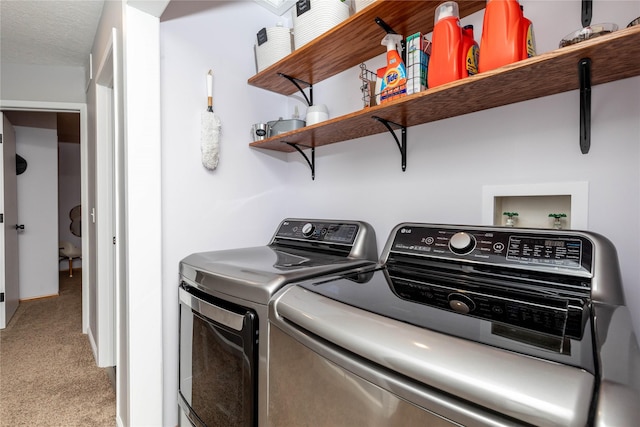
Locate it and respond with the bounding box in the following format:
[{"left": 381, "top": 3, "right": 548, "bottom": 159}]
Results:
[{"left": 275, "top": 219, "right": 359, "bottom": 244}]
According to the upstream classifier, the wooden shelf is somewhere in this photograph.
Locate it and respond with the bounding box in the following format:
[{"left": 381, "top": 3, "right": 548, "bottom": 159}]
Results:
[
  {"left": 247, "top": 0, "right": 486, "bottom": 95},
  {"left": 250, "top": 25, "right": 640, "bottom": 153}
]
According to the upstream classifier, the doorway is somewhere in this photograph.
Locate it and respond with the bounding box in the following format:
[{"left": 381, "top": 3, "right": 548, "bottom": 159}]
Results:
[
  {"left": 0, "top": 101, "right": 92, "bottom": 333},
  {"left": 2, "top": 111, "right": 82, "bottom": 303}
]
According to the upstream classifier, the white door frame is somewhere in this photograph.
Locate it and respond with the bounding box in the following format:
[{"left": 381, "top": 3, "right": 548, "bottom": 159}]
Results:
[
  {"left": 93, "top": 29, "right": 118, "bottom": 368},
  {"left": 0, "top": 100, "right": 89, "bottom": 333}
]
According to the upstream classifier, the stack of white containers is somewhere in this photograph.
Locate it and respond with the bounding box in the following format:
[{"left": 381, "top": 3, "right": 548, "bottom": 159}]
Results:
[
  {"left": 255, "top": 25, "right": 293, "bottom": 73},
  {"left": 292, "top": 0, "right": 352, "bottom": 49}
]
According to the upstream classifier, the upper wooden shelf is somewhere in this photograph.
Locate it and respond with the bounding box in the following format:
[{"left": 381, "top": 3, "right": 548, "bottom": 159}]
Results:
[
  {"left": 250, "top": 25, "right": 640, "bottom": 153},
  {"left": 247, "top": 0, "right": 486, "bottom": 95}
]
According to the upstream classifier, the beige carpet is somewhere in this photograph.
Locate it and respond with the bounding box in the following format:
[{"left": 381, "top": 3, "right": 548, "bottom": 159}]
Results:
[{"left": 0, "top": 270, "right": 116, "bottom": 426}]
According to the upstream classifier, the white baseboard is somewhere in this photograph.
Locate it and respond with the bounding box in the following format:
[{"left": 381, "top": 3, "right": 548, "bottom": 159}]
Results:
[{"left": 87, "top": 326, "right": 99, "bottom": 364}]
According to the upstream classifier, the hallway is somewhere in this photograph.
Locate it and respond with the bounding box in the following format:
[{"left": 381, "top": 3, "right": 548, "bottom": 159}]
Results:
[{"left": 0, "top": 271, "right": 115, "bottom": 426}]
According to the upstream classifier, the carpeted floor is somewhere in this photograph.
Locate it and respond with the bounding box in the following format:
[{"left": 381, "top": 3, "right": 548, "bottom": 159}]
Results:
[{"left": 0, "top": 270, "right": 116, "bottom": 426}]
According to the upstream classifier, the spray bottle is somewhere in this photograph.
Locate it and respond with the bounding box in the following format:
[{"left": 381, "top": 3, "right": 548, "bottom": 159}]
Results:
[
  {"left": 428, "top": 1, "right": 464, "bottom": 88},
  {"left": 379, "top": 33, "right": 407, "bottom": 103}
]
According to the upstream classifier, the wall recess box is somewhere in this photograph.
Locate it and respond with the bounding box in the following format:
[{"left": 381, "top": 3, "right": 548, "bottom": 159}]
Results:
[{"left": 482, "top": 182, "right": 588, "bottom": 229}]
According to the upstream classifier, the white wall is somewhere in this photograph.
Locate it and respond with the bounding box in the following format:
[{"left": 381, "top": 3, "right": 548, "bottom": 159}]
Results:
[
  {"left": 161, "top": 1, "right": 640, "bottom": 425},
  {"left": 122, "top": 4, "right": 163, "bottom": 426},
  {"left": 15, "top": 126, "right": 59, "bottom": 299},
  {"left": 0, "top": 64, "right": 86, "bottom": 104},
  {"left": 160, "top": 3, "right": 291, "bottom": 424},
  {"left": 58, "top": 142, "right": 82, "bottom": 269}
]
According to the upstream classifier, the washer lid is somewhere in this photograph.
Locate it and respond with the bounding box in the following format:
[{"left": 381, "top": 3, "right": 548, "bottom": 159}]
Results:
[
  {"left": 272, "top": 285, "right": 595, "bottom": 427},
  {"left": 180, "top": 245, "right": 375, "bottom": 304},
  {"left": 296, "top": 268, "right": 596, "bottom": 373}
]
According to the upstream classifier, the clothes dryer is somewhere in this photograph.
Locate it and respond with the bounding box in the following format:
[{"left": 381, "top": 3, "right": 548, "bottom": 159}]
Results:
[{"left": 178, "top": 218, "right": 378, "bottom": 427}]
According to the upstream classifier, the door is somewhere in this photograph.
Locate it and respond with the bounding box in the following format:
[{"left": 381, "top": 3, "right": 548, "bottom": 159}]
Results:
[
  {"left": 178, "top": 285, "right": 258, "bottom": 427},
  {"left": 0, "top": 113, "right": 20, "bottom": 329}
]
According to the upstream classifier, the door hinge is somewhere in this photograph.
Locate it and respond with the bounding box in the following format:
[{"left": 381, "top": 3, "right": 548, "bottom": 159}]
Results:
[
  {"left": 0, "top": 292, "right": 4, "bottom": 303},
  {"left": 0, "top": 213, "right": 3, "bottom": 223},
  {"left": 113, "top": 236, "right": 116, "bottom": 245},
  {"left": 0, "top": 133, "right": 3, "bottom": 144}
]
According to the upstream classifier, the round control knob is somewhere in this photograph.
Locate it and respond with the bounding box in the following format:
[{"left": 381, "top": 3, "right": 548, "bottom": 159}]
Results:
[
  {"left": 301, "top": 223, "right": 315, "bottom": 237},
  {"left": 448, "top": 293, "right": 476, "bottom": 314},
  {"left": 449, "top": 232, "right": 476, "bottom": 255}
]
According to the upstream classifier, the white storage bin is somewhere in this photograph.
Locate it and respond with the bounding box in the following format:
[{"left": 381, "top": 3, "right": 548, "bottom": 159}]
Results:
[
  {"left": 292, "top": 0, "right": 352, "bottom": 49},
  {"left": 255, "top": 26, "right": 293, "bottom": 73}
]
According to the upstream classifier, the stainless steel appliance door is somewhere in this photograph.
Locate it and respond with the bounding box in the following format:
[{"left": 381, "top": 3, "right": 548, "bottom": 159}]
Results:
[
  {"left": 179, "top": 285, "right": 258, "bottom": 427},
  {"left": 268, "top": 325, "right": 465, "bottom": 427},
  {"left": 269, "top": 286, "right": 594, "bottom": 427}
]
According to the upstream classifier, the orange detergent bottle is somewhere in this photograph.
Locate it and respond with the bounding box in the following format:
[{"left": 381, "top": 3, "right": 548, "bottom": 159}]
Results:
[
  {"left": 428, "top": 1, "right": 464, "bottom": 88},
  {"left": 479, "top": 0, "right": 534, "bottom": 73}
]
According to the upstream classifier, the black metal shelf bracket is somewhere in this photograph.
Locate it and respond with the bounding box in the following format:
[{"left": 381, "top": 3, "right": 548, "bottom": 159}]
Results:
[
  {"left": 582, "top": 0, "right": 592, "bottom": 27},
  {"left": 284, "top": 142, "right": 315, "bottom": 180},
  {"left": 579, "top": 58, "right": 591, "bottom": 154},
  {"left": 278, "top": 73, "right": 313, "bottom": 106},
  {"left": 372, "top": 116, "right": 407, "bottom": 171}
]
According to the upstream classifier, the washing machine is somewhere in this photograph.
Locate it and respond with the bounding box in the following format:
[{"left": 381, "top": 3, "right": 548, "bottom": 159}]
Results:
[
  {"left": 269, "top": 223, "right": 640, "bottom": 426},
  {"left": 178, "top": 218, "right": 378, "bottom": 427}
]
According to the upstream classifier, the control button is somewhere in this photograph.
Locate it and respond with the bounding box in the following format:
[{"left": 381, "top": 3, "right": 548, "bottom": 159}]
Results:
[
  {"left": 448, "top": 293, "right": 476, "bottom": 314},
  {"left": 302, "top": 223, "right": 315, "bottom": 237},
  {"left": 449, "top": 232, "right": 476, "bottom": 255},
  {"left": 493, "top": 242, "right": 505, "bottom": 252},
  {"left": 491, "top": 305, "right": 504, "bottom": 314}
]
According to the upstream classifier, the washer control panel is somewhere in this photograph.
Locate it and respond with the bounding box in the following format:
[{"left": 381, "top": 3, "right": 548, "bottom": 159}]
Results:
[
  {"left": 275, "top": 220, "right": 359, "bottom": 244},
  {"left": 449, "top": 232, "right": 476, "bottom": 254},
  {"left": 390, "top": 225, "right": 593, "bottom": 276}
]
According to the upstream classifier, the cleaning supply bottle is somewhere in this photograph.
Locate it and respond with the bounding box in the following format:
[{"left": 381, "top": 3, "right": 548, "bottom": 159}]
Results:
[
  {"left": 521, "top": 5, "right": 536, "bottom": 58},
  {"left": 379, "top": 33, "right": 407, "bottom": 103},
  {"left": 478, "top": 0, "right": 533, "bottom": 73},
  {"left": 427, "top": 1, "right": 464, "bottom": 88},
  {"left": 461, "top": 24, "right": 479, "bottom": 77}
]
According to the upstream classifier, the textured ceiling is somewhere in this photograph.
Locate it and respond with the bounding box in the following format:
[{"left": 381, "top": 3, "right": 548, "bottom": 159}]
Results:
[{"left": 0, "top": 0, "right": 105, "bottom": 67}]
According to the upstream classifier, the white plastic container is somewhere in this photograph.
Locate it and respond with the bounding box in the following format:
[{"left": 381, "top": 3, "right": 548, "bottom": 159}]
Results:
[
  {"left": 292, "top": 0, "right": 351, "bottom": 49},
  {"left": 306, "top": 104, "right": 329, "bottom": 125}
]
